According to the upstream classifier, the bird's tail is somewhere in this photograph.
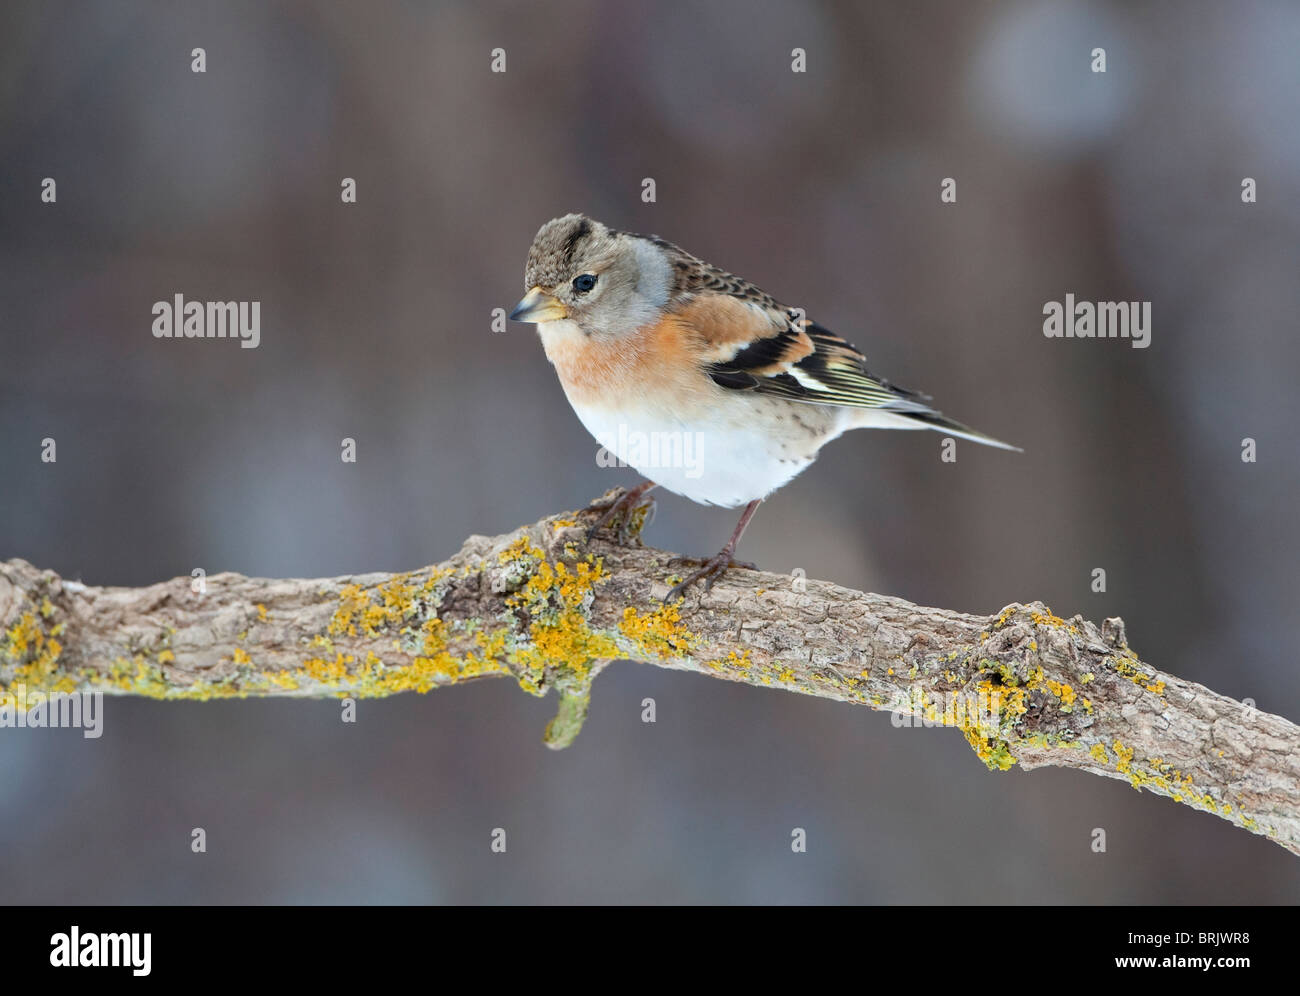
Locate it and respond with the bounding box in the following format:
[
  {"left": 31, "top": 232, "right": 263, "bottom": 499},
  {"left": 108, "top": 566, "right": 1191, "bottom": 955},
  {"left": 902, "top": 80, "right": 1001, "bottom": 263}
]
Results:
[{"left": 900, "top": 409, "right": 1022, "bottom": 452}]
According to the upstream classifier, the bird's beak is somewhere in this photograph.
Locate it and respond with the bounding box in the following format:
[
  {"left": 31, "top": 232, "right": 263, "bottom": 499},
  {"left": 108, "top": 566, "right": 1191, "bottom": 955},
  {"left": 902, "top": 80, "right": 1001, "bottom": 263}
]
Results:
[{"left": 509, "top": 286, "right": 567, "bottom": 323}]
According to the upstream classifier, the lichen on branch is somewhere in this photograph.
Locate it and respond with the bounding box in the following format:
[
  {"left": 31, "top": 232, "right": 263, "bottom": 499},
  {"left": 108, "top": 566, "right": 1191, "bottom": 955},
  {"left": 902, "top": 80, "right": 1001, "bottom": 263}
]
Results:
[{"left": 2, "top": 488, "right": 1298, "bottom": 855}]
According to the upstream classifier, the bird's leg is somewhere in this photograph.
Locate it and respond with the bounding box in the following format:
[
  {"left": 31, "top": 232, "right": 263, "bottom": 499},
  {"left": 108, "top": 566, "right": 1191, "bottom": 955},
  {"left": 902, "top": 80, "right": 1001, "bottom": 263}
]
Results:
[
  {"left": 584, "top": 480, "right": 658, "bottom": 545},
  {"left": 666, "top": 499, "right": 762, "bottom": 602}
]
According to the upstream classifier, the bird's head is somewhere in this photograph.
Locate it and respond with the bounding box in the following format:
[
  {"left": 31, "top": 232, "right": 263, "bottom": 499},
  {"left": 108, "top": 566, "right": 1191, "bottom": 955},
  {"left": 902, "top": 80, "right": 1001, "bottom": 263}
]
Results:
[{"left": 510, "top": 214, "right": 672, "bottom": 337}]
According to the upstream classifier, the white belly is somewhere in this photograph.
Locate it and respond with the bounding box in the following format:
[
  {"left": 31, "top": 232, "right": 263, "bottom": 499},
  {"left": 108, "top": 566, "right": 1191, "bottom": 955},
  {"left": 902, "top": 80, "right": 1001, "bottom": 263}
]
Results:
[{"left": 570, "top": 401, "right": 833, "bottom": 508}]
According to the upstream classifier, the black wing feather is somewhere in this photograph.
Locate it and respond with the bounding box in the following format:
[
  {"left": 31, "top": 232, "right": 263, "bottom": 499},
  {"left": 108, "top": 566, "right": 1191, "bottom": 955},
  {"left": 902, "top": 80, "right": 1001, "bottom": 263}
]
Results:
[{"left": 707, "top": 321, "right": 931, "bottom": 411}]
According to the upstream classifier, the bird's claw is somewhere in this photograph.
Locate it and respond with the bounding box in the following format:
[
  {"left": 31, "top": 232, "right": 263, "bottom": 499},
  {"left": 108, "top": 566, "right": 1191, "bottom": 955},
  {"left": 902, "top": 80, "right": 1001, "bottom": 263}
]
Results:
[
  {"left": 583, "top": 489, "right": 655, "bottom": 546},
  {"left": 664, "top": 552, "right": 751, "bottom": 602}
]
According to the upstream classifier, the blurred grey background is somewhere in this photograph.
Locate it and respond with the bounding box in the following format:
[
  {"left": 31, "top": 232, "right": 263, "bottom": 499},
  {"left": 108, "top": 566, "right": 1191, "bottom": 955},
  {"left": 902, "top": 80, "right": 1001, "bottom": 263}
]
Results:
[{"left": 2, "top": 0, "right": 1298, "bottom": 903}]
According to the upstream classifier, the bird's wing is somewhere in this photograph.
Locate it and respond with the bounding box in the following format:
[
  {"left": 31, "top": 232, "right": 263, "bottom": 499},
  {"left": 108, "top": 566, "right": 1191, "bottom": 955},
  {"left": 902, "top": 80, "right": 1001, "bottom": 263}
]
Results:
[
  {"left": 649, "top": 243, "right": 1018, "bottom": 450},
  {"left": 664, "top": 280, "right": 932, "bottom": 413}
]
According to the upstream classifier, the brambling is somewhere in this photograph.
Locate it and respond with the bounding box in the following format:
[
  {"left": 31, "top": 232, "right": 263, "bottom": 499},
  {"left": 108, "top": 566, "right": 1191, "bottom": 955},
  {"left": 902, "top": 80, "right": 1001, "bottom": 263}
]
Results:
[{"left": 510, "top": 213, "right": 1019, "bottom": 600}]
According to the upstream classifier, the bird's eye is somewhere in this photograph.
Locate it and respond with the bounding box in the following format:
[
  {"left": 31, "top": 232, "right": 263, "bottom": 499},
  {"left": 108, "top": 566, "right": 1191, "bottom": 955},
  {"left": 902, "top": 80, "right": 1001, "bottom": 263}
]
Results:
[{"left": 572, "top": 273, "right": 598, "bottom": 294}]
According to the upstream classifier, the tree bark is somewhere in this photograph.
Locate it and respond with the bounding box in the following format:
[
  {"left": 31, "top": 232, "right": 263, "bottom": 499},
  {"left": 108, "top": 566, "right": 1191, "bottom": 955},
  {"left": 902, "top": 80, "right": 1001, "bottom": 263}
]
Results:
[{"left": 2, "top": 488, "right": 1297, "bottom": 855}]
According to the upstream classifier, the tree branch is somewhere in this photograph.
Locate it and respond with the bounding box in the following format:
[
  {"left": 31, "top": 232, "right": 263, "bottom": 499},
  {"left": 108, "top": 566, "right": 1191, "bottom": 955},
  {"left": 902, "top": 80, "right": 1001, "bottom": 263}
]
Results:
[{"left": 3, "top": 489, "right": 1297, "bottom": 855}]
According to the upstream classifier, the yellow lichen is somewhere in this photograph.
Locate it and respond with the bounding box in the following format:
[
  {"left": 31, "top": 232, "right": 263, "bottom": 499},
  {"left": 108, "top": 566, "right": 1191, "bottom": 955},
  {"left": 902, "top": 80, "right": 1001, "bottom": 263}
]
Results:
[
  {"left": 619, "top": 604, "right": 697, "bottom": 659},
  {"left": 726, "top": 649, "right": 751, "bottom": 670},
  {"left": 1044, "top": 678, "right": 1076, "bottom": 712},
  {"left": 1030, "top": 609, "right": 1078, "bottom": 634},
  {"left": 963, "top": 726, "right": 1016, "bottom": 770},
  {"left": 1108, "top": 650, "right": 1164, "bottom": 697},
  {"left": 1112, "top": 740, "right": 1135, "bottom": 775},
  {"left": 329, "top": 584, "right": 368, "bottom": 637},
  {"left": 497, "top": 536, "right": 545, "bottom": 567},
  {"left": 301, "top": 653, "right": 353, "bottom": 685},
  {"left": 501, "top": 551, "right": 619, "bottom": 692},
  {"left": 5, "top": 611, "right": 65, "bottom": 690},
  {"left": 5, "top": 612, "right": 41, "bottom": 659},
  {"left": 511, "top": 610, "right": 619, "bottom": 688}
]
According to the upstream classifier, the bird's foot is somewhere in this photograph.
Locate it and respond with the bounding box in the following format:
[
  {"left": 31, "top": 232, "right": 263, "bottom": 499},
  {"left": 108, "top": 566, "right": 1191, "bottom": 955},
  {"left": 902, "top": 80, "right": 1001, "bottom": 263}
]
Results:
[
  {"left": 665, "top": 551, "right": 753, "bottom": 602},
  {"left": 583, "top": 486, "right": 656, "bottom": 546}
]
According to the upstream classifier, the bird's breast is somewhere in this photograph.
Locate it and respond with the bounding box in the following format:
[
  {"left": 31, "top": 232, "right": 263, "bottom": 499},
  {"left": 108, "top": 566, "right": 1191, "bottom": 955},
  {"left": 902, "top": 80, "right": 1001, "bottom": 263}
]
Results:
[{"left": 536, "top": 315, "right": 706, "bottom": 411}]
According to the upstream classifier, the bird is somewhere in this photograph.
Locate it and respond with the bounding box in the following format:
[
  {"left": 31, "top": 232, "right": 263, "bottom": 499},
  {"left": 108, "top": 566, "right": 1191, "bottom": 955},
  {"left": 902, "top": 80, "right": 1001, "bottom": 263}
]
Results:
[{"left": 509, "top": 213, "right": 1019, "bottom": 601}]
